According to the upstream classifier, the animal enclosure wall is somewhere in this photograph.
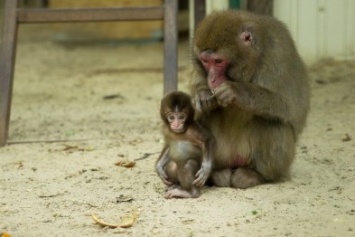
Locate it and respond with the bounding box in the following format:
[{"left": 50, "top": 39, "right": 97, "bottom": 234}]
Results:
[{"left": 274, "top": 0, "right": 355, "bottom": 64}]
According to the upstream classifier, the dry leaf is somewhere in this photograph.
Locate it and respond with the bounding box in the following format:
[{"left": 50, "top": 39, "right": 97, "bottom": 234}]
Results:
[
  {"left": 116, "top": 194, "right": 134, "bottom": 203},
  {"left": 115, "top": 159, "right": 136, "bottom": 168},
  {"left": 342, "top": 133, "right": 352, "bottom": 142},
  {"left": 91, "top": 210, "right": 139, "bottom": 228},
  {"left": 17, "top": 161, "right": 24, "bottom": 169},
  {"left": 61, "top": 145, "right": 95, "bottom": 153},
  {"left": 119, "top": 212, "right": 138, "bottom": 228},
  {"left": 91, "top": 214, "right": 122, "bottom": 228}
]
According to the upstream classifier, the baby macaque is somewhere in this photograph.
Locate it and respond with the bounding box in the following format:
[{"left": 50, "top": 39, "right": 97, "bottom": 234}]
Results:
[{"left": 156, "top": 91, "right": 214, "bottom": 198}]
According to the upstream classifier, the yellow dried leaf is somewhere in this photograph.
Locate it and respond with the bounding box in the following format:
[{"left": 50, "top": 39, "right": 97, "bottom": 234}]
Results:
[
  {"left": 115, "top": 159, "right": 136, "bottom": 168},
  {"left": 91, "top": 214, "right": 121, "bottom": 228},
  {"left": 119, "top": 210, "right": 139, "bottom": 228},
  {"left": 91, "top": 210, "right": 138, "bottom": 228}
]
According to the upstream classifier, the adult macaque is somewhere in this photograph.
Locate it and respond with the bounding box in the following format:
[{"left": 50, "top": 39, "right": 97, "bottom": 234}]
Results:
[
  {"left": 156, "top": 91, "right": 214, "bottom": 198},
  {"left": 191, "top": 10, "right": 310, "bottom": 188}
]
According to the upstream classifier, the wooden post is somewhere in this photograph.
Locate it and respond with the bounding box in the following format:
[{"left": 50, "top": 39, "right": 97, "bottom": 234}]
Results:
[
  {"left": 0, "top": 0, "right": 19, "bottom": 146},
  {"left": 163, "top": 0, "right": 178, "bottom": 94}
]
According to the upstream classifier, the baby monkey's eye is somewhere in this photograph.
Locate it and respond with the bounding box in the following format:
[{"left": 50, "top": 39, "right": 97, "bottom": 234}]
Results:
[
  {"left": 168, "top": 115, "right": 175, "bottom": 121},
  {"left": 178, "top": 115, "right": 186, "bottom": 120}
]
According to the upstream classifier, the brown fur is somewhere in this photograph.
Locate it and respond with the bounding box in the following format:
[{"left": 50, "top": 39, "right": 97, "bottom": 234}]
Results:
[
  {"left": 156, "top": 91, "right": 214, "bottom": 198},
  {"left": 190, "top": 10, "right": 310, "bottom": 188}
]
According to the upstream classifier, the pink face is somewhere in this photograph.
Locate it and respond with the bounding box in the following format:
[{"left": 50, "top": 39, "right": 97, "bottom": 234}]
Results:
[
  {"left": 199, "top": 51, "right": 229, "bottom": 90},
  {"left": 166, "top": 112, "right": 187, "bottom": 133}
]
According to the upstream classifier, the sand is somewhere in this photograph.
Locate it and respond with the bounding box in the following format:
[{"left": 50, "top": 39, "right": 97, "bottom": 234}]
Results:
[{"left": 0, "top": 24, "right": 354, "bottom": 237}]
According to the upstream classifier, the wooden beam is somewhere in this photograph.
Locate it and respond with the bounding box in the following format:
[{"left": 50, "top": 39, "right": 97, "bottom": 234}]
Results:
[{"left": 17, "top": 7, "right": 164, "bottom": 23}]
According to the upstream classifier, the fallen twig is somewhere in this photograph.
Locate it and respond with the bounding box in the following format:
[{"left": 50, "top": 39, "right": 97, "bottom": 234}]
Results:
[
  {"left": 38, "top": 192, "right": 65, "bottom": 198},
  {"left": 135, "top": 152, "right": 160, "bottom": 161}
]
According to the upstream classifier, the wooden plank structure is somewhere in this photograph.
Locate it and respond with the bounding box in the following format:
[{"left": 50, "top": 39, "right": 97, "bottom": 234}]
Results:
[
  {"left": 0, "top": 0, "right": 178, "bottom": 146},
  {"left": 47, "top": 0, "right": 164, "bottom": 40}
]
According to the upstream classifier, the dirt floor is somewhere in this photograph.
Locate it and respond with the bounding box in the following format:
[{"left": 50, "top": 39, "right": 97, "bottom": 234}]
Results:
[{"left": 1, "top": 23, "right": 355, "bottom": 237}]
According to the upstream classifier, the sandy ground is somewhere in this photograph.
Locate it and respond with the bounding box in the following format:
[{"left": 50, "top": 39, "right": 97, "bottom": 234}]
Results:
[{"left": 0, "top": 24, "right": 355, "bottom": 237}]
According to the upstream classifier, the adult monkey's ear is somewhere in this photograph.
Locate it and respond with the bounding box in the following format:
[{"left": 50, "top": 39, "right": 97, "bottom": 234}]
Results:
[{"left": 239, "top": 31, "right": 254, "bottom": 46}]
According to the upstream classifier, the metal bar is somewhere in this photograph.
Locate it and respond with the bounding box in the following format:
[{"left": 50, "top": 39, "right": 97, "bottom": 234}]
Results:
[
  {"left": 0, "top": 0, "right": 19, "bottom": 146},
  {"left": 163, "top": 0, "right": 178, "bottom": 94},
  {"left": 17, "top": 7, "right": 164, "bottom": 23}
]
